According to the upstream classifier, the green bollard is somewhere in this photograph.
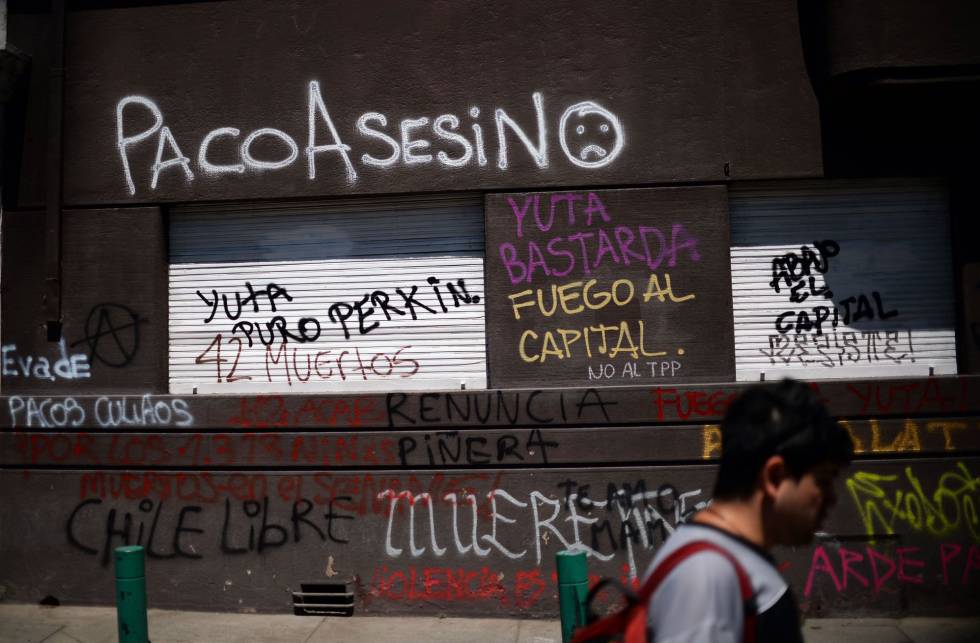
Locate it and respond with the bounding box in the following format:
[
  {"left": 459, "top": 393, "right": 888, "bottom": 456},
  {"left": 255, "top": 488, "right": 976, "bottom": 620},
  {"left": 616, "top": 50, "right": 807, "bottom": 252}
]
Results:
[
  {"left": 114, "top": 545, "right": 149, "bottom": 643},
  {"left": 556, "top": 550, "right": 588, "bottom": 643}
]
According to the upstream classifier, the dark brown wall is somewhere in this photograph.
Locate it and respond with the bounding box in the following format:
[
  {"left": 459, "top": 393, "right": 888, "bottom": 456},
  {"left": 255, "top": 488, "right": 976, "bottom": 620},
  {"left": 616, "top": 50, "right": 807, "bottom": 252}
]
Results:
[
  {"left": 8, "top": 0, "right": 823, "bottom": 209},
  {"left": 3, "top": 0, "right": 978, "bottom": 622},
  {"left": 813, "top": 0, "right": 980, "bottom": 79},
  {"left": 0, "top": 379, "right": 978, "bottom": 616},
  {"left": 1, "top": 208, "right": 168, "bottom": 394}
]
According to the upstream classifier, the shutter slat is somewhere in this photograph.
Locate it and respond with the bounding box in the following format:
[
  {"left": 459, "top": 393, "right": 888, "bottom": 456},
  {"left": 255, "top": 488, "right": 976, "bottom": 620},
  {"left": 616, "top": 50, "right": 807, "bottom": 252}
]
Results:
[
  {"left": 169, "top": 200, "right": 488, "bottom": 393},
  {"left": 729, "top": 179, "right": 957, "bottom": 381}
]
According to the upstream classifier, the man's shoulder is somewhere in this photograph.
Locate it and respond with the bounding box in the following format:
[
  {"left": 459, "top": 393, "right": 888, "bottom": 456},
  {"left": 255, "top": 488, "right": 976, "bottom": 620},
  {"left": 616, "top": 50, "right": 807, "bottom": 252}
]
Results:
[{"left": 644, "top": 523, "right": 788, "bottom": 610}]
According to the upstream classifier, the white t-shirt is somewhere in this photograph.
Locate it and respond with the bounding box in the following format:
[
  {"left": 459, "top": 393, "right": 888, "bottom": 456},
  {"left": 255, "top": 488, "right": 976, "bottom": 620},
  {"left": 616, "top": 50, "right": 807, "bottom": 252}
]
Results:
[{"left": 642, "top": 523, "right": 803, "bottom": 643}]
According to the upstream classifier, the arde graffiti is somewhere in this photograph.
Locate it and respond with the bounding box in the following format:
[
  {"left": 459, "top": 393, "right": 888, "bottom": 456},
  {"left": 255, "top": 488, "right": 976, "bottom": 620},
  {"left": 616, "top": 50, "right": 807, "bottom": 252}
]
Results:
[
  {"left": 761, "top": 330, "right": 916, "bottom": 367},
  {"left": 1, "top": 339, "right": 91, "bottom": 381},
  {"left": 70, "top": 303, "right": 145, "bottom": 368},
  {"left": 6, "top": 395, "right": 193, "bottom": 429},
  {"left": 378, "top": 480, "right": 708, "bottom": 579},
  {"left": 66, "top": 496, "right": 355, "bottom": 566},
  {"left": 196, "top": 278, "right": 478, "bottom": 348},
  {"left": 803, "top": 542, "right": 980, "bottom": 598},
  {"left": 846, "top": 462, "right": 980, "bottom": 542},
  {"left": 116, "top": 84, "right": 626, "bottom": 195},
  {"left": 768, "top": 241, "right": 898, "bottom": 336}
]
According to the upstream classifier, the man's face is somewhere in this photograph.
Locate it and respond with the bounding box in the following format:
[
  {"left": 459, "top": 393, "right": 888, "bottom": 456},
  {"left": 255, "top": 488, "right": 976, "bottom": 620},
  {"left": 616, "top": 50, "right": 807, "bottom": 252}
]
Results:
[{"left": 770, "top": 461, "right": 840, "bottom": 546}]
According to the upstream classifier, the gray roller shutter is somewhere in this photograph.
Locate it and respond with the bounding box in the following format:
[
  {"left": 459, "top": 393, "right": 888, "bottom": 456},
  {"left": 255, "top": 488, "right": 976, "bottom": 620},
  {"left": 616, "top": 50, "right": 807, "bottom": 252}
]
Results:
[
  {"left": 168, "top": 195, "right": 486, "bottom": 393},
  {"left": 729, "top": 179, "right": 956, "bottom": 381}
]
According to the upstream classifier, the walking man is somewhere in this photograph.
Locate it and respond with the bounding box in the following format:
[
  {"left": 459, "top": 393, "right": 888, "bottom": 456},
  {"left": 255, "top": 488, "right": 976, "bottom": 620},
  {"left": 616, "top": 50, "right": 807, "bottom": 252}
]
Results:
[{"left": 644, "top": 379, "right": 853, "bottom": 642}]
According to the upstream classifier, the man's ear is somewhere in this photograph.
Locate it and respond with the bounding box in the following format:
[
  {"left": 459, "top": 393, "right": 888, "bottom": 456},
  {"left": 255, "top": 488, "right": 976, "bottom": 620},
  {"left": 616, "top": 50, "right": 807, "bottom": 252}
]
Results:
[{"left": 760, "top": 455, "right": 789, "bottom": 499}]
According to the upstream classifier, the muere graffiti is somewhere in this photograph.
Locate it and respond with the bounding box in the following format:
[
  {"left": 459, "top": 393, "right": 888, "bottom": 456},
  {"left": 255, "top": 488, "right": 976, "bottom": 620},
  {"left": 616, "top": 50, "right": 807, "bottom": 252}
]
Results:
[
  {"left": 116, "top": 84, "right": 626, "bottom": 195},
  {"left": 378, "top": 480, "right": 708, "bottom": 579},
  {"left": 846, "top": 462, "right": 980, "bottom": 542}
]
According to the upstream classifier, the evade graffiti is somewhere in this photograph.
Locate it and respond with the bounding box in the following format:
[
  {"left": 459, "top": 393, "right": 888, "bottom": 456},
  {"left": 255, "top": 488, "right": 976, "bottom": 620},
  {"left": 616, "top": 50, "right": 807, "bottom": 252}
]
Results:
[
  {"left": 1, "top": 340, "right": 91, "bottom": 381},
  {"left": 846, "top": 462, "right": 980, "bottom": 542},
  {"left": 116, "top": 83, "right": 626, "bottom": 195}
]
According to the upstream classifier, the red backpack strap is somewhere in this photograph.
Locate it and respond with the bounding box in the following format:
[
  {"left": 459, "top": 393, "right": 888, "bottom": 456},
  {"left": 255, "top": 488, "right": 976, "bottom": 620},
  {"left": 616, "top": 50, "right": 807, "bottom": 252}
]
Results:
[
  {"left": 571, "top": 540, "right": 757, "bottom": 643},
  {"left": 640, "top": 541, "right": 757, "bottom": 643}
]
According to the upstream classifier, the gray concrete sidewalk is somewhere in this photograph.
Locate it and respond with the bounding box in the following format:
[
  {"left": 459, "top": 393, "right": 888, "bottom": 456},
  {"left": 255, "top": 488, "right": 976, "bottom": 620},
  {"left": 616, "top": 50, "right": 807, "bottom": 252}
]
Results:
[{"left": 1, "top": 604, "right": 979, "bottom": 643}]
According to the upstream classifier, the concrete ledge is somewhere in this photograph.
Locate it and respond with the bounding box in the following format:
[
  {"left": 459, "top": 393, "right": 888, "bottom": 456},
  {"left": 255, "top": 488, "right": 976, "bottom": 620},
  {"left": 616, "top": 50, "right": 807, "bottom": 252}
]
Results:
[{"left": 1, "top": 604, "right": 979, "bottom": 643}]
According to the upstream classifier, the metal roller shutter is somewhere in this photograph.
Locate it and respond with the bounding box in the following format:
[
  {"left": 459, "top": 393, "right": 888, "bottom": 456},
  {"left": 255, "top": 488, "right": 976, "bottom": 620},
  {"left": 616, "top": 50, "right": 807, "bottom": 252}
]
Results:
[
  {"left": 168, "top": 195, "right": 487, "bottom": 393},
  {"left": 729, "top": 179, "right": 957, "bottom": 381}
]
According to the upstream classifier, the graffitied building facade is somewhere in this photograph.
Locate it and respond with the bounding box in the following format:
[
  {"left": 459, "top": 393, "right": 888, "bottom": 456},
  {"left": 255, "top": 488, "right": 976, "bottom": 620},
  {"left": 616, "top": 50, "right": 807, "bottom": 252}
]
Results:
[{"left": 1, "top": 0, "right": 979, "bottom": 618}]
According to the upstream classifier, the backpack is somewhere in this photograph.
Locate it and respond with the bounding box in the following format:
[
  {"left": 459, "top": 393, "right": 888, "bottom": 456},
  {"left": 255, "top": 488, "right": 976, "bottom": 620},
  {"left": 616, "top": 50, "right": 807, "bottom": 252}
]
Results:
[{"left": 570, "top": 540, "right": 758, "bottom": 643}]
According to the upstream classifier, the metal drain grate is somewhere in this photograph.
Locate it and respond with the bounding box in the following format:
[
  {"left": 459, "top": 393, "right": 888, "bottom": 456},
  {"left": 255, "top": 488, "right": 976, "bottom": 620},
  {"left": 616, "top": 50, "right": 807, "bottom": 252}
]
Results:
[{"left": 292, "top": 580, "right": 355, "bottom": 617}]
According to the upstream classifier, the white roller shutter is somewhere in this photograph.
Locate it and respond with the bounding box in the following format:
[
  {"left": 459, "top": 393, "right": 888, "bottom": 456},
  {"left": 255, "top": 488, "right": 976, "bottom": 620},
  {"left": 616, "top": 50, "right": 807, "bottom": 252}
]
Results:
[
  {"left": 168, "top": 196, "right": 487, "bottom": 393},
  {"left": 729, "top": 179, "right": 957, "bottom": 381}
]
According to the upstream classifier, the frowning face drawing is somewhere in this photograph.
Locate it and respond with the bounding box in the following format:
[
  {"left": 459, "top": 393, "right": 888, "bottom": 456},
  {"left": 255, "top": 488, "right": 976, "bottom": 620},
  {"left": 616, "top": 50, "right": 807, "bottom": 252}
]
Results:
[{"left": 559, "top": 101, "right": 625, "bottom": 169}]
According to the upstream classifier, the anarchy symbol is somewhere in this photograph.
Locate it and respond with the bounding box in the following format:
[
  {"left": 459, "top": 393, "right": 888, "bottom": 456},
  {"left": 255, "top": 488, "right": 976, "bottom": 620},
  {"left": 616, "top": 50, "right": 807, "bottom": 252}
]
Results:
[{"left": 71, "top": 303, "right": 145, "bottom": 368}]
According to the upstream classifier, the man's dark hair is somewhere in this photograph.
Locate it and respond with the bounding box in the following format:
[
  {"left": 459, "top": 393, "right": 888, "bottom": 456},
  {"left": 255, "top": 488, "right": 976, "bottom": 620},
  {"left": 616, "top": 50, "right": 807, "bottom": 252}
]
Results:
[{"left": 713, "top": 379, "right": 853, "bottom": 500}]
